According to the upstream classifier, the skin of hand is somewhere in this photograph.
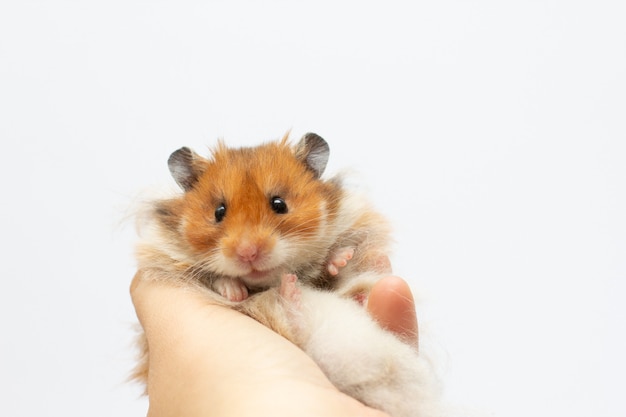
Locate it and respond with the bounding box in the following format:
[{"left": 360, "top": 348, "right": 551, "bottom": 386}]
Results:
[{"left": 130, "top": 273, "right": 419, "bottom": 417}]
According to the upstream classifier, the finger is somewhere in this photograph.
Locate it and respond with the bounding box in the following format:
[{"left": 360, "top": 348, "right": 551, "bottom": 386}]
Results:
[
  {"left": 367, "top": 276, "right": 419, "bottom": 348},
  {"left": 130, "top": 270, "right": 143, "bottom": 301},
  {"left": 129, "top": 270, "right": 147, "bottom": 318}
]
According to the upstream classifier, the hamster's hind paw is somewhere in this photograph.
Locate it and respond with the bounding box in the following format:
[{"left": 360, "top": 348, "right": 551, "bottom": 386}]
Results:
[
  {"left": 213, "top": 277, "right": 249, "bottom": 301},
  {"left": 279, "top": 274, "right": 301, "bottom": 306},
  {"left": 327, "top": 247, "right": 355, "bottom": 276}
]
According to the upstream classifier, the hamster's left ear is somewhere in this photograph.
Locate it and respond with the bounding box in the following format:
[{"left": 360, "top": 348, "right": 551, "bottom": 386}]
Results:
[
  {"left": 295, "top": 132, "right": 330, "bottom": 178},
  {"left": 167, "top": 147, "right": 206, "bottom": 192}
]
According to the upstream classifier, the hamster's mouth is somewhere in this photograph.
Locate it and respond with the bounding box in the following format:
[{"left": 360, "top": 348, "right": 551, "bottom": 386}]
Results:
[
  {"left": 243, "top": 269, "right": 276, "bottom": 281},
  {"left": 242, "top": 268, "right": 280, "bottom": 282}
]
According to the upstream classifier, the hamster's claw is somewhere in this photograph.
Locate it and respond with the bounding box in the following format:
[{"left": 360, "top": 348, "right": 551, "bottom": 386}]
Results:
[
  {"left": 327, "top": 247, "right": 355, "bottom": 276},
  {"left": 214, "top": 277, "right": 249, "bottom": 301}
]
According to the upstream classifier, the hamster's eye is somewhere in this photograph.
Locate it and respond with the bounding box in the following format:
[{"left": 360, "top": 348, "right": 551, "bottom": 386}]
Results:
[
  {"left": 270, "top": 196, "right": 288, "bottom": 214},
  {"left": 215, "top": 203, "right": 226, "bottom": 223}
]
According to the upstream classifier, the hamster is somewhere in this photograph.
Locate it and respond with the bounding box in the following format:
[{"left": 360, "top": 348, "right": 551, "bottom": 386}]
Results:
[{"left": 132, "top": 132, "right": 442, "bottom": 417}]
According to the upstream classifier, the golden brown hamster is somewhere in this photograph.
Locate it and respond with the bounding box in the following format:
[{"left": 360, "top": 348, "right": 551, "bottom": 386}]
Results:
[{"left": 132, "top": 133, "right": 442, "bottom": 417}]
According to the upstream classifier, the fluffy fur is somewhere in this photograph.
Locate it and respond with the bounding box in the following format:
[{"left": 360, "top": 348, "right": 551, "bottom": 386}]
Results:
[{"left": 132, "top": 132, "right": 442, "bottom": 417}]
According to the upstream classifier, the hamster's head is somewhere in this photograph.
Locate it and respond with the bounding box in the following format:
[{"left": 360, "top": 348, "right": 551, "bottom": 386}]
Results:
[{"left": 165, "top": 133, "right": 341, "bottom": 289}]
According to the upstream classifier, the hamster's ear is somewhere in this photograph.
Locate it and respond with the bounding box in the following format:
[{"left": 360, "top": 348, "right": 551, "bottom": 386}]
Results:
[
  {"left": 295, "top": 132, "right": 330, "bottom": 178},
  {"left": 167, "top": 147, "right": 205, "bottom": 191}
]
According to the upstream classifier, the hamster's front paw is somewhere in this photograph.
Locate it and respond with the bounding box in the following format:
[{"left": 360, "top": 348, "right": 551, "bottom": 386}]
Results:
[
  {"left": 327, "top": 246, "right": 355, "bottom": 276},
  {"left": 213, "top": 277, "right": 249, "bottom": 301}
]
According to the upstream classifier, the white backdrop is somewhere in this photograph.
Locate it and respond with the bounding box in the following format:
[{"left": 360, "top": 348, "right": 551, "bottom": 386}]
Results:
[{"left": 1, "top": 2, "right": 624, "bottom": 416}]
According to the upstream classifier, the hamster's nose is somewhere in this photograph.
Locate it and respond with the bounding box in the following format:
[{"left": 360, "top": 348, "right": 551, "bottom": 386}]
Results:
[{"left": 236, "top": 242, "right": 258, "bottom": 263}]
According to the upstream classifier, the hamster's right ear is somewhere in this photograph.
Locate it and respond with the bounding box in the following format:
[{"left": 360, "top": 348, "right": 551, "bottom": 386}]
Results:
[
  {"left": 168, "top": 147, "right": 205, "bottom": 192},
  {"left": 295, "top": 132, "right": 330, "bottom": 178}
]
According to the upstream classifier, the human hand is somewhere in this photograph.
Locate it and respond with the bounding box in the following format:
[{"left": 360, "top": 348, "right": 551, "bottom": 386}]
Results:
[{"left": 130, "top": 274, "right": 418, "bottom": 417}]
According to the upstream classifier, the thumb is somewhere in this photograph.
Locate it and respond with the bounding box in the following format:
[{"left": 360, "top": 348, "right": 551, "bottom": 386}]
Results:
[{"left": 367, "top": 276, "right": 419, "bottom": 348}]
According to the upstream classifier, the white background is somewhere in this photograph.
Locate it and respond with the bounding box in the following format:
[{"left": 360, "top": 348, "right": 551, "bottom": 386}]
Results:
[{"left": 1, "top": 1, "right": 624, "bottom": 416}]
